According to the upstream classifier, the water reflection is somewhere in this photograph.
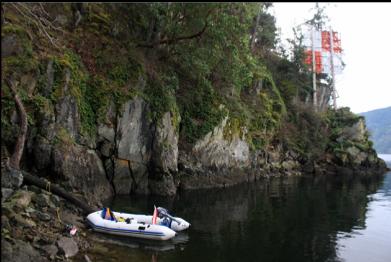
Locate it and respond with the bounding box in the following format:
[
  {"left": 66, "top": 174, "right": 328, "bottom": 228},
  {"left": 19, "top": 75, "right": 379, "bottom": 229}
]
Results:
[
  {"left": 336, "top": 166, "right": 391, "bottom": 262},
  {"left": 79, "top": 169, "right": 389, "bottom": 262}
]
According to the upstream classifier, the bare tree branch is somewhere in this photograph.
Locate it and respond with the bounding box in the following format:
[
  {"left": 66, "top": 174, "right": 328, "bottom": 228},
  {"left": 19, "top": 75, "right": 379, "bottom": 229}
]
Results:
[
  {"left": 137, "top": 8, "right": 213, "bottom": 48},
  {"left": 11, "top": 3, "right": 61, "bottom": 48},
  {"left": 5, "top": 78, "right": 28, "bottom": 170}
]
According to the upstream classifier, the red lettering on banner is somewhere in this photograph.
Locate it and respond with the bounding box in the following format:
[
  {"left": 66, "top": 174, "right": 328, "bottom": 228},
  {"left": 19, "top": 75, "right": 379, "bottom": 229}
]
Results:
[
  {"left": 315, "top": 51, "right": 322, "bottom": 74},
  {"left": 322, "top": 31, "right": 331, "bottom": 52},
  {"left": 304, "top": 50, "right": 312, "bottom": 66},
  {"left": 304, "top": 50, "right": 322, "bottom": 74},
  {"left": 322, "top": 31, "right": 342, "bottom": 53}
]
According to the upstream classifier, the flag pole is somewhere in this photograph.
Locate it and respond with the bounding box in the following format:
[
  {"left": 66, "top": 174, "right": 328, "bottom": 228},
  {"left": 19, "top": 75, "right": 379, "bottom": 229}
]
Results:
[
  {"left": 311, "top": 25, "right": 317, "bottom": 110},
  {"left": 329, "top": 27, "right": 337, "bottom": 109}
]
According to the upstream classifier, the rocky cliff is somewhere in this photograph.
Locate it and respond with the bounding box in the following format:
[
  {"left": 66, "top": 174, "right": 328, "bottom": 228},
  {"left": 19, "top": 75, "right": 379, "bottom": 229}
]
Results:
[
  {"left": 1, "top": 4, "right": 388, "bottom": 261},
  {"left": 1, "top": 3, "right": 387, "bottom": 208}
]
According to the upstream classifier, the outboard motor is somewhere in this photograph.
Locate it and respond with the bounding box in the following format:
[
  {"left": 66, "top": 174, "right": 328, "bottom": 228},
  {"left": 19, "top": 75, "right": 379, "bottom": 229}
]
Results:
[{"left": 157, "top": 207, "right": 181, "bottom": 225}]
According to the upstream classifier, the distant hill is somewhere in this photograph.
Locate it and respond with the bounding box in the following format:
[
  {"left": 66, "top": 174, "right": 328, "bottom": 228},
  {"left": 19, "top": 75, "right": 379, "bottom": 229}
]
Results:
[{"left": 360, "top": 106, "right": 391, "bottom": 154}]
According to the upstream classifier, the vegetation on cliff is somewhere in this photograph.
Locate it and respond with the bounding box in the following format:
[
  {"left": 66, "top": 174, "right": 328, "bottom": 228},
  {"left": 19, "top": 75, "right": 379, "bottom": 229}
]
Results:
[{"left": 1, "top": 3, "right": 385, "bottom": 181}]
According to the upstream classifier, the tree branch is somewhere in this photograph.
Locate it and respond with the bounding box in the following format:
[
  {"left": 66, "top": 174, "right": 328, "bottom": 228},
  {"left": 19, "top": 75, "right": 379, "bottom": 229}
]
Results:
[
  {"left": 5, "top": 78, "right": 28, "bottom": 170},
  {"left": 137, "top": 8, "right": 213, "bottom": 48},
  {"left": 23, "top": 172, "right": 94, "bottom": 215}
]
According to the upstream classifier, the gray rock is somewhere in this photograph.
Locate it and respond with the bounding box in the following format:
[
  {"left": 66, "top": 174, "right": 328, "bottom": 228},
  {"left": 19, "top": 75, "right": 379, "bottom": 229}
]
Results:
[
  {"left": 13, "top": 214, "right": 36, "bottom": 228},
  {"left": 36, "top": 211, "right": 51, "bottom": 221},
  {"left": 50, "top": 195, "right": 61, "bottom": 206},
  {"left": 114, "top": 97, "right": 154, "bottom": 195},
  {"left": 130, "top": 163, "right": 149, "bottom": 195},
  {"left": 33, "top": 136, "right": 52, "bottom": 171},
  {"left": 98, "top": 124, "right": 115, "bottom": 144},
  {"left": 55, "top": 68, "right": 80, "bottom": 139},
  {"left": 2, "top": 215, "right": 11, "bottom": 231},
  {"left": 116, "top": 97, "right": 152, "bottom": 163},
  {"left": 20, "top": 74, "right": 36, "bottom": 97},
  {"left": 1, "top": 34, "right": 23, "bottom": 58},
  {"left": 42, "top": 244, "right": 58, "bottom": 259},
  {"left": 2, "top": 204, "right": 16, "bottom": 217},
  {"left": 9, "top": 190, "right": 34, "bottom": 209},
  {"left": 55, "top": 96, "right": 80, "bottom": 140},
  {"left": 346, "top": 146, "right": 360, "bottom": 158},
  {"left": 45, "top": 59, "right": 54, "bottom": 97},
  {"left": 148, "top": 175, "right": 177, "bottom": 196},
  {"left": 104, "top": 159, "right": 114, "bottom": 182},
  {"left": 281, "top": 160, "right": 298, "bottom": 171},
  {"left": 57, "top": 236, "right": 79, "bottom": 258},
  {"left": 11, "top": 239, "right": 41, "bottom": 262},
  {"left": 340, "top": 118, "right": 366, "bottom": 142},
  {"left": 36, "top": 99, "right": 56, "bottom": 141},
  {"left": 52, "top": 143, "right": 113, "bottom": 206},
  {"left": 1, "top": 188, "right": 14, "bottom": 202},
  {"left": 151, "top": 111, "right": 180, "bottom": 174},
  {"left": 100, "top": 140, "right": 114, "bottom": 157},
  {"left": 33, "top": 193, "right": 52, "bottom": 208},
  {"left": 1, "top": 238, "right": 13, "bottom": 261},
  {"left": 1, "top": 169, "right": 23, "bottom": 189},
  {"left": 25, "top": 207, "right": 36, "bottom": 213},
  {"left": 113, "top": 159, "right": 132, "bottom": 195},
  {"left": 192, "top": 116, "right": 250, "bottom": 169}
]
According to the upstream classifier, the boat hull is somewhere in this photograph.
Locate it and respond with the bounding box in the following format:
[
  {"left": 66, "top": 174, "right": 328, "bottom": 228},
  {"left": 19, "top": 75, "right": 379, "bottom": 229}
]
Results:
[{"left": 87, "top": 211, "right": 177, "bottom": 240}]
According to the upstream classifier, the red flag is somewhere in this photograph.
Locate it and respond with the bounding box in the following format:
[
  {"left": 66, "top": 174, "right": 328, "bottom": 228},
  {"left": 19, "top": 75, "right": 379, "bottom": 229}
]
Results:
[
  {"left": 152, "top": 205, "right": 157, "bottom": 225},
  {"left": 304, "top": 50, "right": 323, "bottom": 74}
]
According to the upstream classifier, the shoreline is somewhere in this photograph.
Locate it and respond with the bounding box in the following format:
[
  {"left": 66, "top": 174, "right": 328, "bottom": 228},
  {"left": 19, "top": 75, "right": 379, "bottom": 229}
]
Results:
[{"left": 2, "top": 162, "right": 388, "bottom": 261}]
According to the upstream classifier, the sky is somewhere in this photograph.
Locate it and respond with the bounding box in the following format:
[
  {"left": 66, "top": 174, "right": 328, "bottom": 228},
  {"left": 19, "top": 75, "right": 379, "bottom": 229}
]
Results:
[{"left": 271, "top": 3, "right": 391, "bottom": 113}]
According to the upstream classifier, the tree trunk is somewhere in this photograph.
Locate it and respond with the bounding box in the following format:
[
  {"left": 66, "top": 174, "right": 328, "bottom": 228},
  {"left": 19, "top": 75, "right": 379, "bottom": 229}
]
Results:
[
  {"left": 5, "top": 79, "right": 28, "bottom": 170},
  {"left": 249, "top": 3, "right": 263, "bottom": 53},
  {"left": 23, "top": 172, "right": 94, "bottom": 215}
]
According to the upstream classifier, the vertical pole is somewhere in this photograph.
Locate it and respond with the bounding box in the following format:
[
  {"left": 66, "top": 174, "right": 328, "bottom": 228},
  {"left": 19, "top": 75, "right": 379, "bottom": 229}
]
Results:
[
  {"left": 311, "top": 26, "right": 317, "bottom": 109},
  {"left": 329, "top": 27, "right": 337, "bottom": 109}
]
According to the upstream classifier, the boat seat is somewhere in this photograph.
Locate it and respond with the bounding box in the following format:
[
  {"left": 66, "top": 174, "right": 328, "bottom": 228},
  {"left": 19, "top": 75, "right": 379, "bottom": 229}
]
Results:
[{"left": 125, "top": 217, "right": 137, "bottom": 224}]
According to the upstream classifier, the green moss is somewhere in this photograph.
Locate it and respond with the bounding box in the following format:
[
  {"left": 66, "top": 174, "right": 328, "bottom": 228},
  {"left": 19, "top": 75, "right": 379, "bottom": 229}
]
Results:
[
  {"left": 2, "top": 24, "right": 36, "bottom": 78},
  {"left": 177, "top": 77, "right": 227, "bottom": 144},
  {"left": 0, "top": 85, "right": 16, "bottom": 144},
  {"left": 54, "top": 127, "right": 75, "bottom": 146},
  {"left": 1, "top": 24, "right": 28, "bottom": 37},
  {"left": 86, "top": 5, "right": 112, "bottom": 34},
  {"left": 144, "top": 74, "right": 178, "bottom": 124},
  {"left": 49, "top": 50, "right": 97, "bottom": 138},
  {"left": 223, "top": 117, "right": 243, "bottom": 141}
]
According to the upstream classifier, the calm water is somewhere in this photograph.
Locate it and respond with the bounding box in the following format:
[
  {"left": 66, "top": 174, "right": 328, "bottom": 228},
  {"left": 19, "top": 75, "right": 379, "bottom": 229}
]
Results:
[{"left": 79, "top": 156, "right": 391, "bottom": 262}]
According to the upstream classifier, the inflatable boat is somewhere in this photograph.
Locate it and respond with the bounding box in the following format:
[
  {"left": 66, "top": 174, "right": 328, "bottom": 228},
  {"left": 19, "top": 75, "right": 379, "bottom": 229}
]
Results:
[{"left": 86, "top": 207, "right": 190, "bottom": 241}]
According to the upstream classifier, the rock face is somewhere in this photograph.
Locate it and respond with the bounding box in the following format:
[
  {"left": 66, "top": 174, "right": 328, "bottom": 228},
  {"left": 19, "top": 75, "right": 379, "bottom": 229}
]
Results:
[
  {"left": 1, "top": 239, "right": 41, "bottom": 262},
  {"left": 113, "top": 159, "right": 133, "bottom": 195},
  {"left": 179, "top": 116, "right": 254, "bottom": 190},
  {"left": 152, "top": 112, "right": 179, "bottom": 174},
  {"left": 340, "top": 118, "right": 366, "bottom": 142},
  {"left": 1, "top": 168, "right": 23, "bottom": 189},
  {"left": 149, "top": 111, "right": 180, "bottom": 195},
  {"left": 32, "top": 135, "right": 52, "bottom": 171},
  {"left": 1, "top": 34, "right": 23, "bottom": 58},
  {"left": 324, "top": 114, "right": 387, "bottom": 174},
  {"left": 114, "top": 97, "right": 152, "bottom": 194},
  {"left": 10, "top": 190, "right": 34, "bottom": 209},
  {"left": 116, "top": 98, "right": 152, "bottom": 164},
  {"left": 193, "top": 117, "right": 250, "bottom": 170},
  {"left": 52, "top": 143, "right": 113, "bottom": 207},
  {"left": 57, "top": 236, "right": 79, "bottom": 258},
  {"left": 55, "top": 69, "right": 80, "bottom": 141}
]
